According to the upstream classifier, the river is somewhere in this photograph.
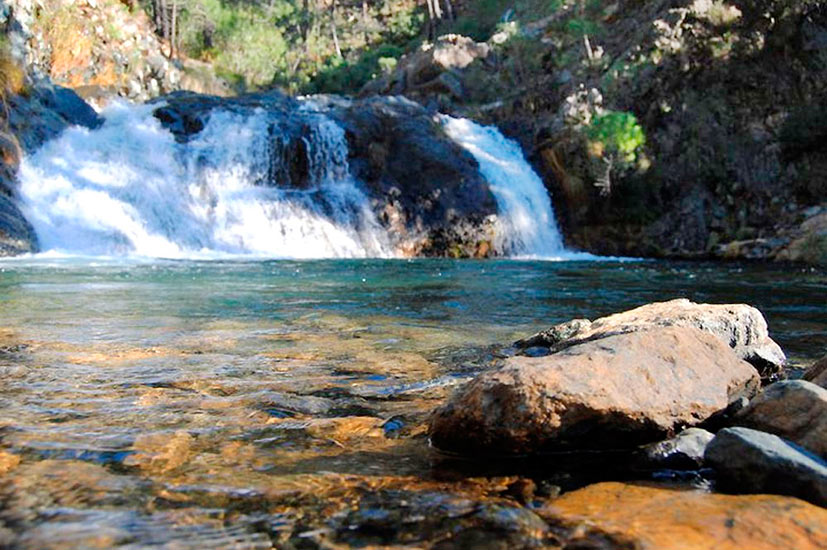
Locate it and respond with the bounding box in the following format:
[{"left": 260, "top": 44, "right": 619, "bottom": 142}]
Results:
[{"left": 0, "top": 257, "right": 823, "bottom": 548}]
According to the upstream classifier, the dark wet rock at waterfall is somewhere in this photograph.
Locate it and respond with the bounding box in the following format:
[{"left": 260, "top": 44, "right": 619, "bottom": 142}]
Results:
[
  {"left": 0, "top": 84, "right": 101, "bottom": 256},
  {"left": 321, "top": 95, "right": 497, "bottom": 256},
  {"left": 429, "top": 326, "right": 760, "bottom": 456},
  {"left": 151, "top": 91, "right": 498, "bottom": 257},
  {"left": 705, "top": 427, "right": 827, "bottom": 507},
  {"left": 0, "top": 193, "right": 37, "bottom": 255},
  {"left": 515, "top": 299, "right": 786, "bottom": 381},
  {"left": 6, "top": 85, "right": 103, "bottom": 154}
]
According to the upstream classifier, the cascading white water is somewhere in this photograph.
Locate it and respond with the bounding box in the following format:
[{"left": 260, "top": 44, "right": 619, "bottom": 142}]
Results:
[
  {"left": 15, "top": 99, "right": 591, "bottom": 260},
  {"left": 17, "top": 101, "right": 391, "bottom": 259},
  {"left": 441, "top": 116, "right": 576, "bottom": 258}
]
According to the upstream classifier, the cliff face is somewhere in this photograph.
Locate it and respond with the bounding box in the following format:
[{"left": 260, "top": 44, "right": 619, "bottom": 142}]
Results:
[{"left": 361, "top": 0, "right": 827, "bottom": 265}]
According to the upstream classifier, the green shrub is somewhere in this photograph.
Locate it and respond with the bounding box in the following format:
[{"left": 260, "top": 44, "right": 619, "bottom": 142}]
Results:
[
  {"left": 307, "top": 43, "right": 404, "bottom": 95},
  {"left": 587, "top": 110, "right": 646, "bottom": 164}
]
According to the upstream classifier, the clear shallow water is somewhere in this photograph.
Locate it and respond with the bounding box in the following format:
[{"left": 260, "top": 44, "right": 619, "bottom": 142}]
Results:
[{"left": 0, "top": 258, "right": 824, "bottom": 549}]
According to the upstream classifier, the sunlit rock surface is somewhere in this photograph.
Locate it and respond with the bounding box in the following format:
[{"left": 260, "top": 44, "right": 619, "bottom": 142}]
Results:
[
  {"left": 430, "top": 327, "right": 759, "bottom": 455},
  {"left": 516, "top": 299, "right": 786, "bottom": 379},
  {"left": 540, "top": 481, "right": 827, "bottom": 550}
]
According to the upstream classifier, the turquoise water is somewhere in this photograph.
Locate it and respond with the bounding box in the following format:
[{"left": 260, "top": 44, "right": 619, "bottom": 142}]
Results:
[{"left": 0, "top": 258, "right": 824, "bottom": 548}]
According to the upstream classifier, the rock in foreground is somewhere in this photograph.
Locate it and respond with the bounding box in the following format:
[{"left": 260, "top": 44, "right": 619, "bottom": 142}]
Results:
[
  {"left": 541, "top": 482, "right": 827, "bottom": 550},
  {"left": 705, "top": 427, "right": 827, "bottom": 507},
  {"left": 734, "top": 380, "right": 827, "bottom": 459},
  {"left": 430, "top": 327, "right": 759, "bottom": 455},
  {"left": 515, "top": 299, "right": 785, "bottom": 378}
]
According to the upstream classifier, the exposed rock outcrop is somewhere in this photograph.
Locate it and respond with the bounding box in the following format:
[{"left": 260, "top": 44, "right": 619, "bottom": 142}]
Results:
[
  {"left": 515, "top": 299, "right": 785, "bottom": 380},
  {"left": 360, "top": 2, "right": 827, "bottom": 264},
  {"left": 429, "top": 326, "right": 759, "bottom": 455},
  {"left": 360, "top": 34, "right": 491, "bottom": 103},
  {"left": 151, "top": 91, "right": 499, "bottom": 257}
]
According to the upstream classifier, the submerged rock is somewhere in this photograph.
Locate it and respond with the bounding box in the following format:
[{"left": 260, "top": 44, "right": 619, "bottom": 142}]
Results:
[
  {"left": 430, "top": 327, "right": 759, "bottom": 455},
  {"left": 734, "top": 380, "right": 827, "bottom": 459},
  {"left": 515, "top": 299, "right": 786, "bottom": 379},
  {"left": 705, "top": 427, "right": 827, "bottom": 507},
  {"left": 540, "top": 481, "right": 827, "bottom": 550}
]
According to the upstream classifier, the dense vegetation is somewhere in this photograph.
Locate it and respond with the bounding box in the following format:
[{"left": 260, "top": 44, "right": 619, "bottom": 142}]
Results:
[{"left": 137, "top": 0, "right": 427, "bottom": 93}]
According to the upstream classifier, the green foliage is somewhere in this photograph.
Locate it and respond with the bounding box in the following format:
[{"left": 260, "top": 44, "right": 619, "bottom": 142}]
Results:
[
  {"left": 565, "top": 17, "right": 602, "bottom": 38},
  {"left": 149, "top": 0, "right": 424, "bottom": 94},
  {"left": 587, "top": 110, "right": 646, "bottom": 164},
  {"left": 308, "top": 43, "right": 404, "bottom": 95}
]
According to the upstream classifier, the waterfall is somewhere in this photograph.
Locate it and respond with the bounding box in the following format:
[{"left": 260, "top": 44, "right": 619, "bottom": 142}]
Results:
[
  {"left": 17, "top": 101, "right": 391, "bottom": 259},
  {"left": 15, "top": 98, "right": 588, "bottom": 260},
  {"left": 440, "top": 116, "right": 572, "bottom": 258}
]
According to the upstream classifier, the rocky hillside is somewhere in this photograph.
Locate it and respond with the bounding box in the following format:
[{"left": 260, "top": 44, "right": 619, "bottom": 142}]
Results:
[
  {"left": 361, "top": 0, "right": 827, "bottom": 265},
  {"left": 1, "top": 0, "right": 226, "bottom": 104}
]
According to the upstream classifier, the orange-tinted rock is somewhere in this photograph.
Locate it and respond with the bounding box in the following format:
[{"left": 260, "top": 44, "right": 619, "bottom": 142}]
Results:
[
  {"left": 0, "top": 450, "right": 20, "bottom": 474},
  {"left": 430, "top": 327, "right": 759, "bottom": 454},
  {"left": 541, "top": 482, "right": 827, "bottom": 550}
]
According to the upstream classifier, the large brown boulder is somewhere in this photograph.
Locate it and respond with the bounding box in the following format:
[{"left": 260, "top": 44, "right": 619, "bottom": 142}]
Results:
[
  {"left": 430, "top": 327, "right": 760, "bottom": 455},
  {"left": 515, "top": 299, "right": 785, "bottom": 379}
]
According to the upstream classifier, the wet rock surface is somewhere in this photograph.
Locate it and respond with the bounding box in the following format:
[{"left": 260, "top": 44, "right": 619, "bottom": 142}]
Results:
[
  {"left": 635, "top": 427, "right": 715, "bottom": 471},
  {"left": 0, "top": 84, "right": 102, "bottom": 256},
  {"left": 515, "top": 298, "right": 786, "bottom": 379},
  {"left": 705, "top": 427, "right": 827, "bottom": 507},
  {"left": 151, "top": 91, "right": 498, "bottom": 257},
  {"left": 430, "top": 326, "right": 759, "bottom": 455}
]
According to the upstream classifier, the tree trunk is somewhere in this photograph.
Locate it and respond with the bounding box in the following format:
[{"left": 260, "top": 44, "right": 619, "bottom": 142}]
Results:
[
  {"left": 170, "top": 0, "right": 178, "bottom": 58},
  {"left": 331, "top": 0, "right": 342, "bottom": 58}
]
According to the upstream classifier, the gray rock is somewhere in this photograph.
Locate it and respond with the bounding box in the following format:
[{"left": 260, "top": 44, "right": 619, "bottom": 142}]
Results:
[
  {"left": 430, "top": 327, "right": 759, "bottom": 455},
  {"left": 0, "top": 193, "right": 38, "bottom": 256},
  {"left": 637, "top": 428, "right": 715, "bottom": 470},
  {"left": 705, "top": 427, "right": 827, "bottom": 507},
  {"left": 734, "top": 380, "right": 827, "bottom": 459}
]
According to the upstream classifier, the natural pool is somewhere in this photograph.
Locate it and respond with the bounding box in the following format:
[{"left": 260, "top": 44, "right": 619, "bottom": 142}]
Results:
[{"left": 0, "top": 258, "right": 824, "bottom": 549}]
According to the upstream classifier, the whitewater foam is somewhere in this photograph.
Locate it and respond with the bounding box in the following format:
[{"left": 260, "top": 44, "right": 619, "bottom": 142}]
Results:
[{"left": 17, "top": 101, "right": 392, "bottom": 259}]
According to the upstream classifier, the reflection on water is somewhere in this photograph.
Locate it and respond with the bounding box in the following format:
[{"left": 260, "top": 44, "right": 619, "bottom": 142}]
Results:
[{"left": 0, "top": 259, "right": 824, "bottom": 548}]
